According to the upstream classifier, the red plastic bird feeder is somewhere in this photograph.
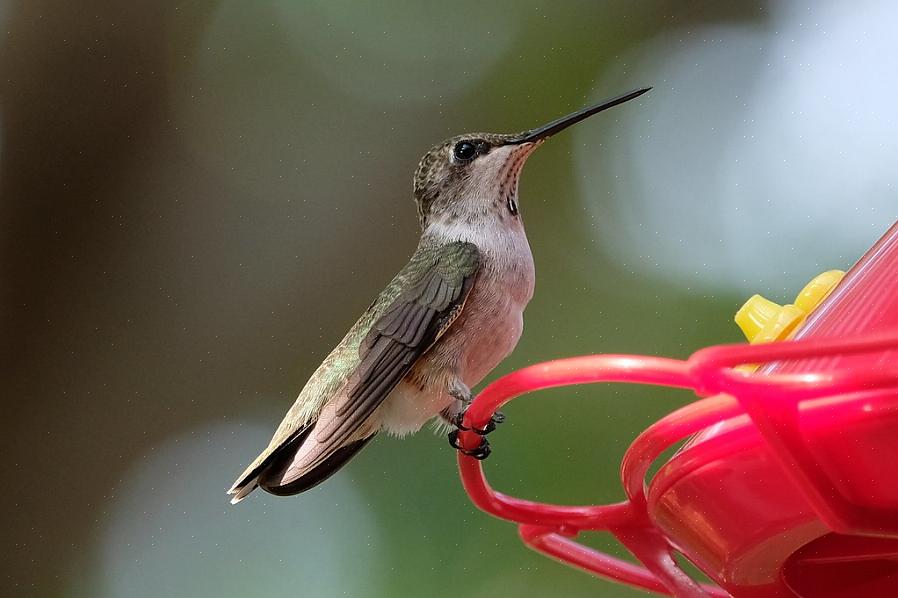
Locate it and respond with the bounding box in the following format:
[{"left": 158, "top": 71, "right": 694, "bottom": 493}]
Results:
[{"left": 456, "top": 221, "right": 898, "bottom": 597}]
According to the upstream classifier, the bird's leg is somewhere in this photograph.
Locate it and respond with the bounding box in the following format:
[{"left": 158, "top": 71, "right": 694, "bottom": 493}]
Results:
[
  {"left": 445, "top": 378, "right": 473, "bottom": 430},
  {"left": 448, "top": 428, "right": 491, "bottom": 460},
  {"left": 444, "top": 378, "right": 505, "bottom": 460},
  {"left": 441, "top": 379, "right": 505, "bottom": 431}
]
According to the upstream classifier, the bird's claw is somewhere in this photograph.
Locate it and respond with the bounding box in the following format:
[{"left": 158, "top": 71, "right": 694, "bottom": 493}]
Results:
[
  {"left": 451, "top": 411, "right": 469, "bottom": 431},
  {"left": 473, "top": 410, "right": 505, "bottom": 435},
  {"left": 448, "top": 429, "right": 492, "bottom": 460},
  {"left": 447, "top": 410, "right": 505, "bottom": 459},
  {"left": 453, "top": 409, "right": 505, "bottom": 435}
]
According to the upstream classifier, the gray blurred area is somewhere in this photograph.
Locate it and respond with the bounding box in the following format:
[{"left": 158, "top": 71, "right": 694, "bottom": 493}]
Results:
[{"left": 2, "top": 2, "right": 896, "bottom": 596}]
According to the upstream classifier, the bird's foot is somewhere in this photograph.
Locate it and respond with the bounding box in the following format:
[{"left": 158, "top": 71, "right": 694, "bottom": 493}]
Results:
[
  {"left": 446, "top": 410, "right": 504, "bottom": 459},
  {"left": 450, "top": 410, "right": 469, "bottom": 431},
  {"left": 448, "top": 429, "right": 491, "bottom": 460},
  {"left": 445, "top": 379, "right": 505, "bottom": 459},
  {"left": 449, "top": 408, "right": 505, "bottom": 434},
  {"left": 473, "top": 410, "right": 505, "bottom": 435}
]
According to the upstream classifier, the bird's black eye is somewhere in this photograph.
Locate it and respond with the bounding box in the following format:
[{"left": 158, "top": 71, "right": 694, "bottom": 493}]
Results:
[{"left": 453, "top": 141, "right": 477, "bottom": 162}]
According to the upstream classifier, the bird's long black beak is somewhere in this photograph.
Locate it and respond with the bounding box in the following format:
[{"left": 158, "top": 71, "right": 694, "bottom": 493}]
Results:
[{"left": 509, "top": 87, "right": 651, "bottom": 144}]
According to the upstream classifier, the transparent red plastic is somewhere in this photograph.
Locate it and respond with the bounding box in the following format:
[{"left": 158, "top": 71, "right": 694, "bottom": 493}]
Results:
[{"left": 456, "top": 222, "right": 898, "bottom": 597}]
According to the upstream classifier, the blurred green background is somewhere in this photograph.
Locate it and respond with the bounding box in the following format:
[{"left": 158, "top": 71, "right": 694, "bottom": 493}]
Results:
[{"left": 2, "top": 1, "right": 897, "bottom": 596}]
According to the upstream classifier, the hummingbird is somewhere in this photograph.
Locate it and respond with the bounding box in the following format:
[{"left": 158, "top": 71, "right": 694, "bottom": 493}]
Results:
[{"left": 228, "top": 87, "right": 650, "bottom": 503}]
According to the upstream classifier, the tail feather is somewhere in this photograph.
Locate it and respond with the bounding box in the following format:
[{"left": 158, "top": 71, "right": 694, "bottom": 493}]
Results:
[
  {"left": 227, "top": 424, "right": 313, "bottom": 502},
  {"left": 228, "top": 418, "right": 376, "bottom": 502},
  {"left": 258, "top": 433, "right": 375, "bottom": 496},
  {"left": 229, "top": 482, "right": 257, "bottom": 504}
]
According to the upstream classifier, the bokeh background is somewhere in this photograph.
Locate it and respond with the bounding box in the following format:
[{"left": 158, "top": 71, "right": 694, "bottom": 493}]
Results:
[{"left": 3, "top": 1, "right": 897, "bottom": 596}]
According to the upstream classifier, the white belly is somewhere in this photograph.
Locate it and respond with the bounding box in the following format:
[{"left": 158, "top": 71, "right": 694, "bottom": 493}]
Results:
[{"left": 377, "top": 380, "right": 451, "bottom": 437}]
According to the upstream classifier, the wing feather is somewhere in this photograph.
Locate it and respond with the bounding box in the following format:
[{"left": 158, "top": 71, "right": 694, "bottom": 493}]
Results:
[
  {"left": 316, "top": 241, "right": 480, "bottom": 447},
  {"left": 229, "top": 241, "right": 480, "bottom": 499}
]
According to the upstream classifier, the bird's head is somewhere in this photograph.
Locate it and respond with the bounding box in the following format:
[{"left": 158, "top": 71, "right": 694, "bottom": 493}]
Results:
[{"left": 412, "top": 88, "right": 650, "bottom": 229}]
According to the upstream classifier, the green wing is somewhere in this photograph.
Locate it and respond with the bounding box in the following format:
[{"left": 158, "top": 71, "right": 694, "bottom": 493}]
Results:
[
  {"left": 313, "top": 240, "right": 481, "bottom": 447},
  {"left": 229, "top": 240, "right": 480, "bottom": 499}
]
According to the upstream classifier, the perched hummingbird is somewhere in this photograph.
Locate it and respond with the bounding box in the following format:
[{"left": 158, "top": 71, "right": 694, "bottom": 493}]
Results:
[{"left": 228, "top": 88, "right": 650, "bottom": 503}]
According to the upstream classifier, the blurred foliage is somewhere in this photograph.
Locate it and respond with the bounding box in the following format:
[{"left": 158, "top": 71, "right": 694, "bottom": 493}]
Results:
[{"left": 2, "top": 1, "right": 896, "bottom": 597}]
